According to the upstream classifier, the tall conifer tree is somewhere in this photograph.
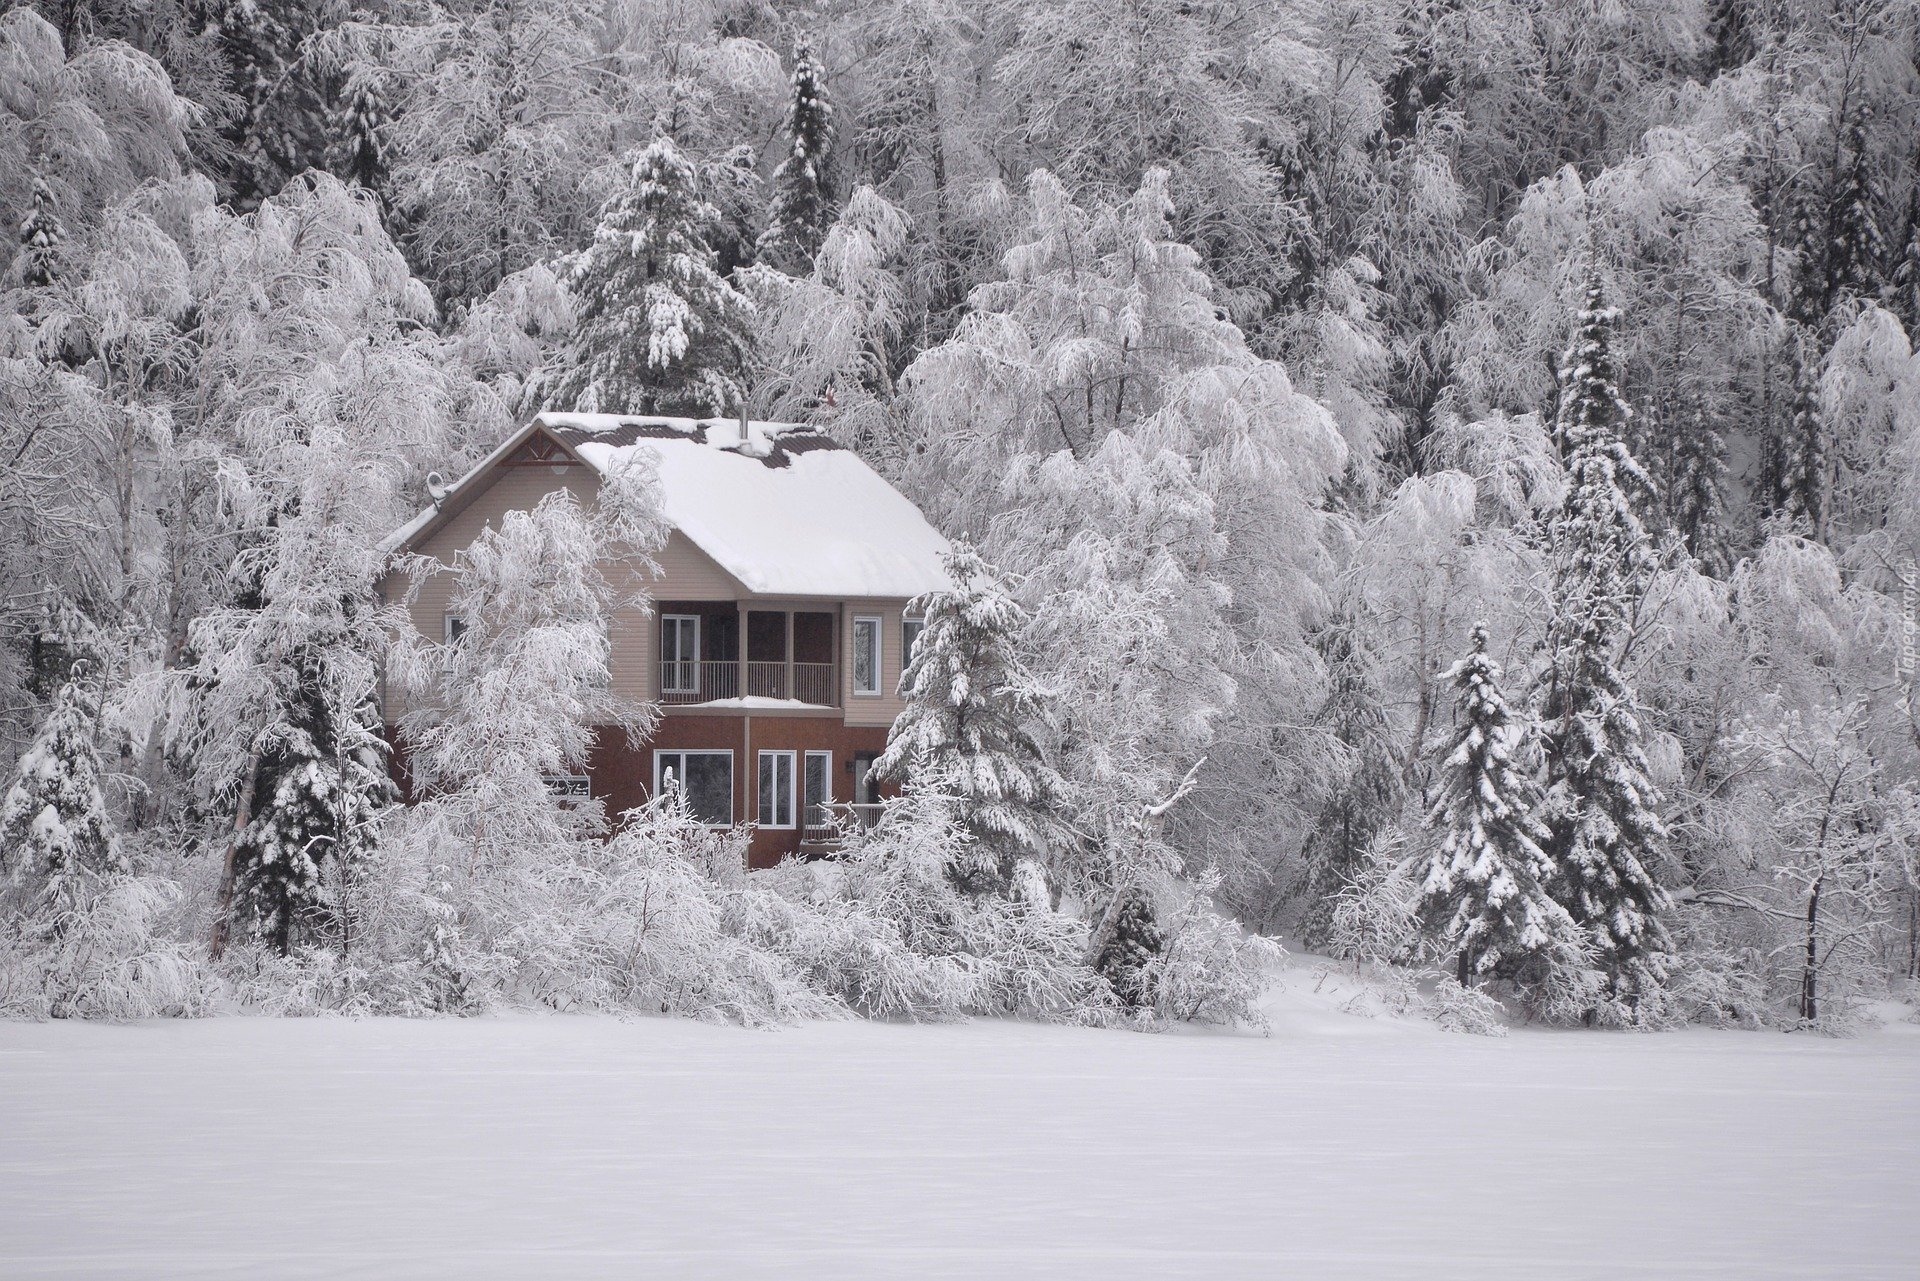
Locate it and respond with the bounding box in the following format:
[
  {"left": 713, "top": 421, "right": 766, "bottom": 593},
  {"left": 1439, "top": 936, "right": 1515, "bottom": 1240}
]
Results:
[
  {"left": 1825, "top": 106, "right": 1886, "bottom": 313},
  {"left": 876, "top": 544, "right": 1063, "bottom": 894},
  {"left": 233, "top": 660, "right": 394, "bottom": 954},
  {"left": 1418, "top": 626, "right": 1580, "bottom": 986},
  {"left": 1537, "top": 276, "right": 1675, "bottom": 1011},
  {"left": 0, "top": 677, "right": 123, "bottom": 910},
  {"left": 16, "top": 174, "right": 63, "bottom": 287},
  {"left": 553, "top": 137, "right": 755, "bottom": 416},
  {"left": 329, "top": 67, "right": 390, "bottom": 198},
  {"left": 1890, "top": 172, "right": 1920, "bottom": 336},
  {"left": 757, "top": 39, "right": 837, "bottom": 274},
  {"left": 1779, "top": 324, "right": 1829, "bottom": 539},
  {"left": 1671, "top": 401, "right": 1731, "bottom": 575}
]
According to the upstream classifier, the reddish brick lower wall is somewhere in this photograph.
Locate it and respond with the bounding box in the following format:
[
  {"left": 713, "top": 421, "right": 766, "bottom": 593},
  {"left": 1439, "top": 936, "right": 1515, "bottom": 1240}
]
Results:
[{"left": 388, "top": 715, "right": 894, "bottom": 870}]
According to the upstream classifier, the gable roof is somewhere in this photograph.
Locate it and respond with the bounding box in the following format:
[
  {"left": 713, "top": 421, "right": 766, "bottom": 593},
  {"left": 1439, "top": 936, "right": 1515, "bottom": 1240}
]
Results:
[{"left": 384, "top": 412, "right": 953, "bottom": 601}]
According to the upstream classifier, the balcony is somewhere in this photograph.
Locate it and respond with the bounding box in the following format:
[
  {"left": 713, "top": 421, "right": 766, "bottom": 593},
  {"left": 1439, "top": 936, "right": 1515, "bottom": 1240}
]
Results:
[
  {"left": 798, "top": 801, "right": 886, "bottom": 854},
  {"left": 660, "top": 659, "right": 838, "bottom": 707}
]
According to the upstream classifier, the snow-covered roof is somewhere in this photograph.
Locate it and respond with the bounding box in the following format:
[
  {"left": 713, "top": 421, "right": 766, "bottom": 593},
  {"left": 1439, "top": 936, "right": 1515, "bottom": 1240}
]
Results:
[{"left": 387, "top": 412, "right": 952, "bottom": 601}]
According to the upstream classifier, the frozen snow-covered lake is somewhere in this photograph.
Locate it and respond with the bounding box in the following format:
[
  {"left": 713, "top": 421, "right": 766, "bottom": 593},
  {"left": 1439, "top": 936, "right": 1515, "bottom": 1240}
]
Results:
[{"left": 3, "top": 976, "right": 1916, "bottom": 1280}]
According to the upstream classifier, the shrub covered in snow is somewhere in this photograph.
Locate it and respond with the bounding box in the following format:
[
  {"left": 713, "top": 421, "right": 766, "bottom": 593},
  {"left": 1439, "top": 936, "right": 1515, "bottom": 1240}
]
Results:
[{"left": 0, "top": 869, "right": 210, "bottom": 1020}]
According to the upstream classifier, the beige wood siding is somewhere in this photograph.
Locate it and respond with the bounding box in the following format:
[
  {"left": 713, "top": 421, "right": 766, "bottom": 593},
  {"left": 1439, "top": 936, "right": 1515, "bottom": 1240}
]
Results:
[
  {"left": 381, "top": 465, "right": 597, "bottom": 721},
  {"left": 653, "top": 529, "right": 740, "bottom": 601},
  {"left": 842, "top": 599, "right": 908, "bottom": 727},
  {"left": 608, "top": 532, "right": 736, "bottom": 704},
  {"left": 380, "top": 467, "right": 756, "bottom": 721}
]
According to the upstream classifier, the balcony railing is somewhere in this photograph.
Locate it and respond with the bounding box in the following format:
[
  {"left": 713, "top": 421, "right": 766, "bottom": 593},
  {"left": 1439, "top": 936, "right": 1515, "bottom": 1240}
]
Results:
[
  {"left": 799, "top": 802, "right": 886, "bottom": 852},
  {"left": 660, "top": 659, "right": 738, "bottom": 702},
  {"left": 661, "top": 660, "right": 838, "bottom": 706}
]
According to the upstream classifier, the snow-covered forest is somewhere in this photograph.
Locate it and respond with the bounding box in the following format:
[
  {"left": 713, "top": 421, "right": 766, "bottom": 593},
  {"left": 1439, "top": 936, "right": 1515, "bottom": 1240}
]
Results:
[{"left": 3, "top": 0, "right": 1920, "bottom": 1035}]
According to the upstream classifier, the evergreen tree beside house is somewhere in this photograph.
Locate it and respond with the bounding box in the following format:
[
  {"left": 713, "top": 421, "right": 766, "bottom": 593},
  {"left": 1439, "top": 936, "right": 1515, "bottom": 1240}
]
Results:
[
  {"left": 231, "top": 658, "right": 394, "bottom": 954},
  {"left": 875, "top": 543, "right": 1063, "bottom": 895}
]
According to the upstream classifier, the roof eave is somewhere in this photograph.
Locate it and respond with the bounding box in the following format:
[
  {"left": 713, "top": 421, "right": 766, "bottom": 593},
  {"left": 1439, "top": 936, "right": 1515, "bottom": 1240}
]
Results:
[{"left": 377, "top": 417, "right": 596, "bottom": 559}]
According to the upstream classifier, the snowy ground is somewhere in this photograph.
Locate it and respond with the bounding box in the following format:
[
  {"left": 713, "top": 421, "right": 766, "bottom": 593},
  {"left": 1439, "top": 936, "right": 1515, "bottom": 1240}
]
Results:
[{"left": 3, "top": 965, "right": 1917, "bottom": 1280}]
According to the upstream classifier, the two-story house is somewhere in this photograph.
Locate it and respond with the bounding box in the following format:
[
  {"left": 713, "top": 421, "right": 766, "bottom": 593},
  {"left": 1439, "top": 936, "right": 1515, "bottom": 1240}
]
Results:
[{"left": 379, "top": 411, "right": 951, "bottom": 868}]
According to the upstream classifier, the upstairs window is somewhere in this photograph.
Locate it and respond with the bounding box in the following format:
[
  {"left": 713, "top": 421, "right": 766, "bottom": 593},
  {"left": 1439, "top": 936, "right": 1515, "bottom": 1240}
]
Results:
[
  {"left": 661, "top": 615, "right": 700, "bottom": 694},
  {"left": 853, "top": 616, "right": 882, "bottom": 696},
  {"left": 901, "top": 617, "right": 925, "bottom": 673},
  {"left": 444, "top": 615, "right": 469, "bottom": 646}
]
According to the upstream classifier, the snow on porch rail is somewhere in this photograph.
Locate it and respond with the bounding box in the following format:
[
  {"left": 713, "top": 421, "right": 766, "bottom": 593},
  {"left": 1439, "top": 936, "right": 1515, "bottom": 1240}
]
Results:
[{"left": 659, "top": 660, "right": 839, "bottom": 706}]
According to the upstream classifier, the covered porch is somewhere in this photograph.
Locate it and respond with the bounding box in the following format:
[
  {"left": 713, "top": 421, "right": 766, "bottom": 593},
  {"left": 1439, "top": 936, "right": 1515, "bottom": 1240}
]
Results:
[{"left": 657, "top": 603, "right": 840, "bottom": 707}]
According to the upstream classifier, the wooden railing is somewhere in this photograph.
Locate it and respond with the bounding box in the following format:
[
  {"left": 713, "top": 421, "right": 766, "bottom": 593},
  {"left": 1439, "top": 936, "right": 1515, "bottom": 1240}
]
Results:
[{"left": 661, "top": 659, "right": 838, "bottom": 706}]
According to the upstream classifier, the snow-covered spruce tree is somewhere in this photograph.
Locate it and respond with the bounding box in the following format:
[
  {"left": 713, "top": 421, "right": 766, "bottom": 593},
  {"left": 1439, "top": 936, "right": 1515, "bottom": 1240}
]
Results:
[
  {"left": 1536, "top": 277, "right": 1676, "bottom": 1015},
  {"left": 328, "top": 66, "right": 390, "bottom": 198},
  {"left": 551, "top": 137, "right": 755, "bottom": 417},
  {"left": 875, "top": 543, "right": 1064, "bottom": 895},
  {"left": 756, "top": 39, "right": 836, "bottom": 274},
  {"left": 1892, "top": 173, "right": 1920, "bottom": 337},
  {"left": 1298, "top": 620, "right": 1404, "bottom": 952},
  {"left": 1779, "top": 324, "right": 1829, "bottom": 539},
  {"left": 1417, "top": 625, "right": 1584, "bottom": 988},
  {"left": 1824, "top": 105, "right": 1886, "bottom": 317},
  {"left": 213, "top": 0, "right": 326, "bottom": 208},
  {"left": 0, "top": 676, "right": 123, "bottom": 905},
  {"left": 1091, "top": 889, "right": 1162, "bottom": 1008},
  {"left": 231, "top": 659, "right": 395, "bottom": 955},
  {"left": 1671, "top": 400, "right": 1731, "bottom": 576},
  {"left": 192, "top": 541, "right": 404, "bottom": 959},
  {"left": 16, "top": 173, "right": 63, "bottom": 287}
]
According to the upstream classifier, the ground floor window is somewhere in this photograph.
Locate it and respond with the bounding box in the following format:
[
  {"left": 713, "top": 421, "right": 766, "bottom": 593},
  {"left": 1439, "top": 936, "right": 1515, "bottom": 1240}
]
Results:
[
  {"left": 803, "top": 751, "right": 832, "bottom": 829},
  {"left": 655, "top": 750, "right": 733, "bottom": 826},
  {"left": 851, "top": 751, "right": 878, "bottom": 806},
  {"left": 757, "top": 750, "right": 795, "bottom": 829}
]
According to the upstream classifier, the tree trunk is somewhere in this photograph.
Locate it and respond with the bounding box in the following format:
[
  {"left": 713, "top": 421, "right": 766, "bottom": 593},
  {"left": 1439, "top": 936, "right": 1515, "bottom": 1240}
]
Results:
[
  {"left": 1799, "top": 874, "right": 1822, "bottom": 1024},
  {"left": 1907, "top": 886, "right": 1917, "bottom": 982},
  {"left": 210, "top": 750, "right": 263, "bottom": 959}
]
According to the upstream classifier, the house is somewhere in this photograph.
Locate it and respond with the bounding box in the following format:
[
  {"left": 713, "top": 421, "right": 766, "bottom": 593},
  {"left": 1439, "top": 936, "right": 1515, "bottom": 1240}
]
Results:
[{"left": 378, "top": 411, "right": 951, "bottom": 868}]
